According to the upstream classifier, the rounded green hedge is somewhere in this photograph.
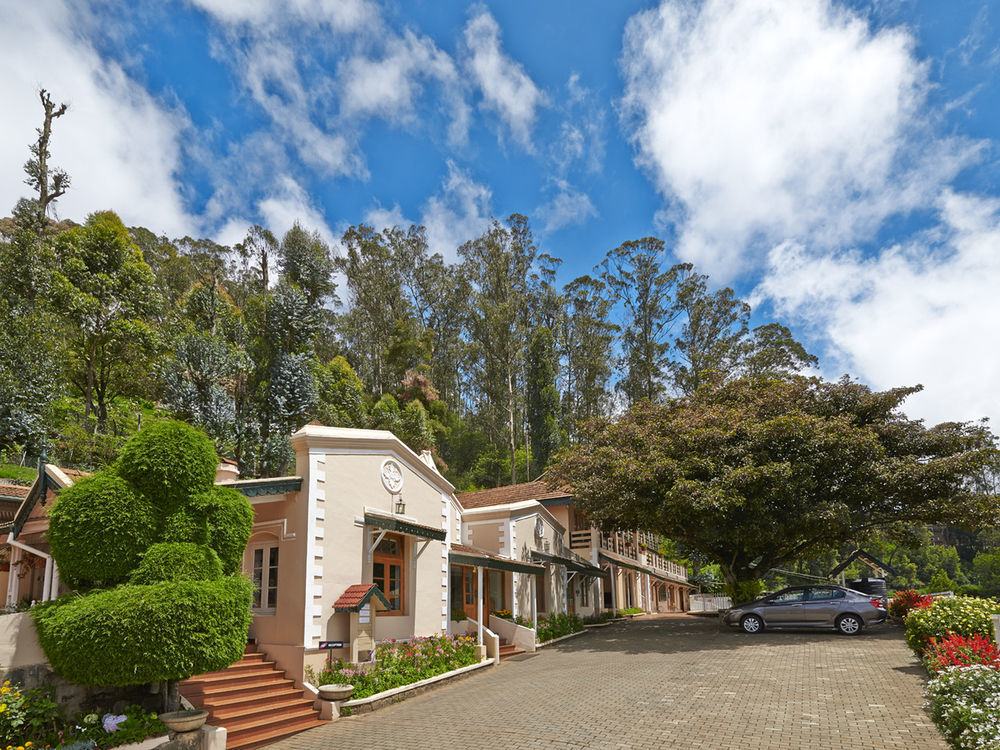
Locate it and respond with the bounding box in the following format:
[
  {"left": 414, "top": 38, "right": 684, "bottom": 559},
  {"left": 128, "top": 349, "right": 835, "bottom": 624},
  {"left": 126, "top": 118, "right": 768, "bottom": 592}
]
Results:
[
  {"left": 32, "top": 577, "right": 253, "bottom": 686},
  {"left": 160, "top": 502, "right": 210, "bottom": 545},
  {"left": 905, "top": 596, "right": 1000, "bottom": 655},
  {"left": 117, "top": 420, "right": 217, "bottom": 508},
  {"left": 199, "top": 485, "right": 254, "bottom": 575},
  {"left": 130, "top": 543, "right": 223, "bottom": 584},
  {"left": 47, "top": 472, "right": 158, "bottom": 587}
]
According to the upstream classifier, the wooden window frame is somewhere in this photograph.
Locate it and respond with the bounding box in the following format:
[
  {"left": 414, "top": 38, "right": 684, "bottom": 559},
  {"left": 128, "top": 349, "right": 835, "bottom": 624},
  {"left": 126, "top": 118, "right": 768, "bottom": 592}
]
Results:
[
  {"left": 373, "top": 532, "right": 405, "bottom": 616},
  {"left": 249, "top": 542, "right": 279, "bottom": 615}
]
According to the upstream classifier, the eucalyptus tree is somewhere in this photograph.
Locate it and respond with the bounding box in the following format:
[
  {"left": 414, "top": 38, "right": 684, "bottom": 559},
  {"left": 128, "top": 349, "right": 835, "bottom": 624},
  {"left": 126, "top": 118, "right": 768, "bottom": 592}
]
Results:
[{"left": 23, "top": 88, "right": 70, "bottom": 226}]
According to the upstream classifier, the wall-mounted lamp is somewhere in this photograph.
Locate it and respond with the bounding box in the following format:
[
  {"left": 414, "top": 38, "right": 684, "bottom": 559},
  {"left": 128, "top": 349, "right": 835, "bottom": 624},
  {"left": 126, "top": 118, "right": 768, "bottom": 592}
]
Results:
[{"left": 394, "top": 495, "right": 406, "bottom": 515}]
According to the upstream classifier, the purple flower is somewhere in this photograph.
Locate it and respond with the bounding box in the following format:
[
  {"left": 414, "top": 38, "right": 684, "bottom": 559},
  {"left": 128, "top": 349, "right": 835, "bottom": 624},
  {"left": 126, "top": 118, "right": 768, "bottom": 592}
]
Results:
[{"left": 102, "top": 713, "right": 127, "bottom": 732}]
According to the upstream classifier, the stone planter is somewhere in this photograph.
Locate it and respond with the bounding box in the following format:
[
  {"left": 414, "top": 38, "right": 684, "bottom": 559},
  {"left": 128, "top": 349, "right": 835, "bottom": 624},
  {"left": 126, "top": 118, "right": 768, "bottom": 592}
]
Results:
[
  {"left": 318, "top": 683, "right": 354, "bottom": 701},
  {"left": 159, "top": 710, "right": 209, "bottom": 733}
]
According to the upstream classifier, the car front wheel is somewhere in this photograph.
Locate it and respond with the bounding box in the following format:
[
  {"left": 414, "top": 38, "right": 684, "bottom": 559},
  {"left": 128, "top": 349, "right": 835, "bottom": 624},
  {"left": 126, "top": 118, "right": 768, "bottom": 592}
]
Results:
[
  {"left": 741, "top": 614, "right": 764, "bottom": 634},
  {"left": 836, "top": 614, "right": 862, "bottom": 635}
]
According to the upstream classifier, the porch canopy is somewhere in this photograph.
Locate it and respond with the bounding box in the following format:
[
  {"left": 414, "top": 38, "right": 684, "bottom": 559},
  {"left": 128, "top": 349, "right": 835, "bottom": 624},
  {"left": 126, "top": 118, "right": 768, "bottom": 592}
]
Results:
[
  {"left": 364, "top": 509, "right": 446, "bottom": 541},
  {"left": 449, "top": 543, "right": 544, "bottom": 576},
  {"left": 599, "top": 552, "right": 687, "bottom": 584},
  {"left": 532, "top": 550, "right": 605, "bottom": 577}
]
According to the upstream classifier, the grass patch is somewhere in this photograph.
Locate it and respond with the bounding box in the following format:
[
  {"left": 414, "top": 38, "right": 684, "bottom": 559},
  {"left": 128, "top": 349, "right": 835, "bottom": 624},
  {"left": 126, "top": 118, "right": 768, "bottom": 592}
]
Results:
[{"left": 0, "top": 464, "right": 37, "bottom": 483}]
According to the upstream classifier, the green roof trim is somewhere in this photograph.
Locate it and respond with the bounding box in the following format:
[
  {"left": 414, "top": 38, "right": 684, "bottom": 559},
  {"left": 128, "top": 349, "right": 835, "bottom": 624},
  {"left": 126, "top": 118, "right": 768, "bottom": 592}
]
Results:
[
  {"left": 449, "top": 551, "right": 544, "bottom": 576},
  {"left": 532, "top": 550, "right": 605, "bottom": 577},
  {"left": 365, "top": 512, "right": 447, "bottom": 541},
  {"left": 229, "top": 477, "right": 302, "bottom": 498}
]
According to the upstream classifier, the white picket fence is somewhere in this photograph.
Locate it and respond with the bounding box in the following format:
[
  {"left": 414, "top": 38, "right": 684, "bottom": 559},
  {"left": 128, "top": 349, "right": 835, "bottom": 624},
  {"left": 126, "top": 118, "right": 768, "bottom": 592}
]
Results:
[{"left": 689, "top": 594, "right": 732, "bottom": 613}]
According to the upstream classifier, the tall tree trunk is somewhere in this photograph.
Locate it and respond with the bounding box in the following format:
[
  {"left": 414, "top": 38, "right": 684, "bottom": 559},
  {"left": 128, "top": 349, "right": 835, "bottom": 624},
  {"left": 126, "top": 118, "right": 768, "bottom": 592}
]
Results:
[{"left": 507, "top": 368, "right": 516, "bottom": 485}]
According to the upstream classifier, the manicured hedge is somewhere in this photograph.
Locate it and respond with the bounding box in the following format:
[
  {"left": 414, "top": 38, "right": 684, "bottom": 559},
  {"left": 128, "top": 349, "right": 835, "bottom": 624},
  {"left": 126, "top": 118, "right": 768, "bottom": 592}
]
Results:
[
  {"left": 117, "top": 420, "right": 217, "bottom": 508},
  {"left": 160, "top": 501, "right": 211, "bottom": 545},
  {"left": 32, "top": 577, "right": 252, "bottom": 686},
  {"left": 130, "top": 542, "right": 223, "bottom": 584},
  {"left": 905, "top": 596, "right": 1000, "bottom": 656},
  {"left": 47, "top": 473, "right": 157, "bottom": 587},
  {"left": 200, "top": 485, "right": 254, "bottom": 575}
]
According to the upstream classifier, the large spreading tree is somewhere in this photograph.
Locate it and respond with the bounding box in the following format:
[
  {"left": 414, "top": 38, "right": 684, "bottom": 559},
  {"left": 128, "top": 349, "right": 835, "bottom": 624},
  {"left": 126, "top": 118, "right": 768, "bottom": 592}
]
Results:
[{"left": 552, "top": 376, "right": 1000, "bottom": 599}]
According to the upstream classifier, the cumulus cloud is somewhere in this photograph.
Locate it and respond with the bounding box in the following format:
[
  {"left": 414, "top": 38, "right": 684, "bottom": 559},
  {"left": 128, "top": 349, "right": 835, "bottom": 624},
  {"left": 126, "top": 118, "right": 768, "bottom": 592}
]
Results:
[
  {"left": 187, "top": 0, "right": 377, "bottom": 33},
  {"left": 537, "top": 181, "right": 597, "bottom": 232},
  {"left": 462, "top": 6, "right": 546, "bottom": 149},
  {"left": 755, "top": 190, "right": 1000, "bottom": 429},
  {"left": 421, "top": 161, "right": 493, "bottom": 260},
  {"left": 0, "top": 1, "right": 195, "bottom": 237},
  {"left": 620, "top": 0, "right": 978, "bottom": 276},
  {"left": 363, "top": 202, "right": 411, "bottom": 232}
]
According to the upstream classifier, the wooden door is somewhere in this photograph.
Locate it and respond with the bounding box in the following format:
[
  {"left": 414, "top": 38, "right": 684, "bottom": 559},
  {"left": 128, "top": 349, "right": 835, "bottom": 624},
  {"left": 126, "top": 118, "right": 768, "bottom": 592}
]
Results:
[{"left": 461, "top": 566, "right": 478, "bottom": 620}]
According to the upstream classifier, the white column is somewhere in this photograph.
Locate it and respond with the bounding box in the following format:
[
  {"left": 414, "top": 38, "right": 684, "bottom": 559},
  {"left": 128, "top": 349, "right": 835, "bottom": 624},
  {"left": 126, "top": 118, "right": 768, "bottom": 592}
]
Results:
[
  {"left": 6, "top": 547, "right": 21, "bottom": 606},
  {"left": 609, "top": 563, "right": 617, "bottom": 614},
  {"left": 477, "top": 566, "right": 483, "bottom": 645},
  {"left": 531, "top": 575, "right": 538, "bottom": 631}
]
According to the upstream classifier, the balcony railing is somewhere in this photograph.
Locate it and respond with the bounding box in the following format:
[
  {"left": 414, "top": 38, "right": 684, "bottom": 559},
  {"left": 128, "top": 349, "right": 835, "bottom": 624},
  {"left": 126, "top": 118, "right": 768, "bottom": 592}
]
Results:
[{"left": 596, "top": 531, "right": 688, "bottom": 582}]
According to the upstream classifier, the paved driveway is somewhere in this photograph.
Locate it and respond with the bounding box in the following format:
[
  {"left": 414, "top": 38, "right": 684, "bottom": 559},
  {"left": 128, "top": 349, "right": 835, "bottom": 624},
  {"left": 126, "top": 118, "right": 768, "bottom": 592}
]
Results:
[{"left": 270, "top": 614, "right": 944, "bottom": 750}]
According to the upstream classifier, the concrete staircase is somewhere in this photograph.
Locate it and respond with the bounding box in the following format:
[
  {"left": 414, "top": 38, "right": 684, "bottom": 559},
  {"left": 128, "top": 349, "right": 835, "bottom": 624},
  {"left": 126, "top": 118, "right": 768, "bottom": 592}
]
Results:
[
  {"left": 179, "top": 644, "right": 324, "bottom": 749},
  {"left": 498, "top": 638, "right": 525, "bottom": 661}
]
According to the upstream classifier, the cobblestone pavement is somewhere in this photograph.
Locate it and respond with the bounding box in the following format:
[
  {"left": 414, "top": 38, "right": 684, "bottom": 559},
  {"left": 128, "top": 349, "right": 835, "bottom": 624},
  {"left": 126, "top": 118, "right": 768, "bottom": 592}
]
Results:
[{"left": 269, "top": 614, "right": 944, "bottom": 750}]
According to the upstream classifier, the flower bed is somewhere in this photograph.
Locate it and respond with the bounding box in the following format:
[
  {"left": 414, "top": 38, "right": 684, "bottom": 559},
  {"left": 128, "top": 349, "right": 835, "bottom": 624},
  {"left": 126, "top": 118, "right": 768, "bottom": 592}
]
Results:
[
  {"left": 924, "top": 633, "right": 1000, "bottom": 675},
  {"left": 0, "top": 682, "right": 165, "bottom": 748},
  {"left": 536, "top": 613, "right": 584, "bottom": 643},
  {"left": 491, "top": 610, "right": 532, "bottom": 628},
  {"left": 307, "top": 635, "right": 477, "bottom": 700},
  {"left": 889, "top": 589, "right": 933, "bottom": 619},
  {"left": 582, "top": 611, "right": 616, "bottom": 625},
  {"left": 926, "top": 665, "right": 1000, "bottom": 749},
  {"left": 617, "top": 607, "right": 644, "bottom": 616},
  {"left": 905, "top": 596, "right": 1000, "bottom": 656}
]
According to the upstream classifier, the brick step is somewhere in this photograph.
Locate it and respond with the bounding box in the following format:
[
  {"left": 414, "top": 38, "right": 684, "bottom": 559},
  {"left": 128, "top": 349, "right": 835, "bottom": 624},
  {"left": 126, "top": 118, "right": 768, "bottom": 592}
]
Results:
[
  {"left": 196, "top": 687, "right": 306, "bottom": 712},
  {"left": 184, "top": 667, "right": 283, "bottom": 686},
  {"left": 222, "top": 704, "right": 320, "bottom": 734},
  {"left": 182, "top": 675, "right": 296, "bottom": 701},
  {"left": 209, "top": 696, "right": 315, "bottom": 723},
  {"left": 227, "top": 716, "right": 326, "bottom": 750},
  {"left": 235, "top": 652, "right": 265, "bottom": 664},
  {"left": 209, "top": 658, "right": 275, "bottom": 675}
]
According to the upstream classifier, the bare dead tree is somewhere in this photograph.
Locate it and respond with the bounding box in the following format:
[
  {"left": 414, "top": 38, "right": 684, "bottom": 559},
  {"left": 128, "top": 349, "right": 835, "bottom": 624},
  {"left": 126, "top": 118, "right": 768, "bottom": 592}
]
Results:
[{"left": 23, "top": 88, "right": 70, "bottom": 225}]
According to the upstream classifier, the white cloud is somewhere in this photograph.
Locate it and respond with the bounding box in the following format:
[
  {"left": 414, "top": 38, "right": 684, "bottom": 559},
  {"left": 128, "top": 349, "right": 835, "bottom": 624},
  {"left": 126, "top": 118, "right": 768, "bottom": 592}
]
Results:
[
  {"left": 620, "top": 0, "right": 978, "bottom": 277},
  {"left": 257, "top": 176, "right": 336, "bottom": 247},
  {"left": 421, "top": 161, "right": 493, "bottom": 260},
  {"left": 0, "top": 1, "right": 195, "bottom": 237},
  {"left": 755, "top": 190, "right": 1000, "bottom": 429},
  {"left": 462, "top": 6, "right": 546, "bottom": 149},
  {"left": 364, "top": 202, "right": 411, "bottom": 231},
  {"left": 187, "top": 0, "right": 377, "bottom": 33},
  {"left": 537, "top": 181, "right": 597, "bottom": 232}
]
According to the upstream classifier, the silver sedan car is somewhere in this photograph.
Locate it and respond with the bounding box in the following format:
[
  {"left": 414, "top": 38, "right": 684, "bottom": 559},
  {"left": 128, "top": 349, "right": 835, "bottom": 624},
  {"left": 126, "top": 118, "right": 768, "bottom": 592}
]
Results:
[{"left": 722, "top": 585, "right": 887, "bottom": 635}]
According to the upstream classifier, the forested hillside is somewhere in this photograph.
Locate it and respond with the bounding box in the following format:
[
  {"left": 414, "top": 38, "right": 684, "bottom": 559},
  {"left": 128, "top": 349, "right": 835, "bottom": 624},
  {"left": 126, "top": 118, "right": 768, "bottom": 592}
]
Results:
[{"left": 0, "top": 90, "right": 816, "bottom": 489}]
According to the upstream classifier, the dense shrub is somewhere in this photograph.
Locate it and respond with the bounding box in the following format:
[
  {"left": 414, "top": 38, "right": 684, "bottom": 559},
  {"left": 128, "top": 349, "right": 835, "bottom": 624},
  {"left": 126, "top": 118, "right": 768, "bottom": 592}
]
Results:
[
  {"left": 926, "top": 665, "right": 1000, "bottom": 749},
  {"left": 889, "top": 589, "right": 933, "bottom": 619},
  {"left": 47, "top": 473, "right": 157, "bottom": 587},
  {"left": 130, "top": 543, "right": 223, "bottom": 584},
  {"left": 117, "top": 420, "right": 217, "bottom": 508},
  {"left": 200, "top": 485, "right": 254, "bottom": 575},
  {"left": 905, "top": 597, "right": 1000, "bottom": 656},
  {"left": 536, "top": 613, "right": 584, "bottom": 642},
  {"left": 924, "top": 633, "right": 1000, "bottom": 675},
  {"left": 307, "top": 635, "right": 478, "bottom": 700},
  {"left": 159, "top": 500, "right": 211, "bottom": 545},
  {"left": 33, "top": 577, "right": 252, "bottom": 686}
]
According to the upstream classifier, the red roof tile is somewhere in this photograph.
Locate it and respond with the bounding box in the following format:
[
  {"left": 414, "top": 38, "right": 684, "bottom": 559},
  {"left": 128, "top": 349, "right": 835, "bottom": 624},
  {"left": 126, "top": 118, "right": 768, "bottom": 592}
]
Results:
[
  {"left": 0, "top": 484, "right": 30, "bottom": 500},
  {"left": 456, "top": 480, "right": 572, "bottom": 509},
  {"left": 332, "top": 583, "right": 391, "bottom": 612}
]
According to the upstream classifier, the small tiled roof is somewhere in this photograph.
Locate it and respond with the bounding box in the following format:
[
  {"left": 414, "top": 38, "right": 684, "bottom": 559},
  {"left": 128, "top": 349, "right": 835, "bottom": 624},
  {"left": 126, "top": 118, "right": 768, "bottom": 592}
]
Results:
[
  {"left": 449, "top": 544, "right": 546, "bottom": 575},
  {"left": 333, "top": 583, "right": 391, "bottom": 613},
  {"left": 457, "top": 480, "right": 571, "bottom": 509},
  {"left": 0, "top": 484, "right": 30, "bottom": 500}
]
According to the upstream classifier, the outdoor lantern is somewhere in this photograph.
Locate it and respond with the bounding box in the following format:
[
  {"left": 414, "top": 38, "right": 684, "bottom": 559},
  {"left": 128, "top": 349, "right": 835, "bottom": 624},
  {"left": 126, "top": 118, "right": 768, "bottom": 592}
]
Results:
[{"left": 394, "top": 495, "right": 405, "bottom": 515}]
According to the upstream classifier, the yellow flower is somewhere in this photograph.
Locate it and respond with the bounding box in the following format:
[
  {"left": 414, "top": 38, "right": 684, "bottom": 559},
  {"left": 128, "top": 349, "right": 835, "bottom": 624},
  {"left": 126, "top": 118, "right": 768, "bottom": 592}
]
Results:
[
  {"left": 3, "top": 681, "right": 9, "bottom": 686},
  {"left": 0, "top": 704, "right": 7, "bottom": 713}
]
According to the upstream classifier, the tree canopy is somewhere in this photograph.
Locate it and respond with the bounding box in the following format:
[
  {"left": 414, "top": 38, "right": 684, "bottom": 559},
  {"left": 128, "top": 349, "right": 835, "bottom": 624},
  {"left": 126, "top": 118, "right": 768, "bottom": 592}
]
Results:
[{"left": 552, "top": 376, "right": 1000, "bottom": 598}]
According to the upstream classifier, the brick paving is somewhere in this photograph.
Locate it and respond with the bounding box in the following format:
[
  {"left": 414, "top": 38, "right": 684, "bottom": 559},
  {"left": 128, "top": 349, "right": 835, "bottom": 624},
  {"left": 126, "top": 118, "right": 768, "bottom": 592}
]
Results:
[{"left": 269, "top": 614, "right": 945, "bottom": 749}]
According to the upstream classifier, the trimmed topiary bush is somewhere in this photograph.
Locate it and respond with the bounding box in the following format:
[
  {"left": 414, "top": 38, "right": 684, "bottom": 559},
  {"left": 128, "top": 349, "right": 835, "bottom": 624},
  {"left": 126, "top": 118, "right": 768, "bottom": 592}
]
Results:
[
  {"left": 47, "top": 473, "right": 158, "bottom": 587},
  {"left": 33, "top": 577, "right": 252, "bottom": 686},
  {"left": 200, "top": 485, "right": 254, "bottom": 575},
  {"left": 160, "top": 500, "right": 211, "bottom": 545},
  {"left": 117, "top": 420, "right": 217, "bottom": 508},
  {"left": 130, "top": 543, "right": 223, "bottom": 584},
  {"left": 905, "top": 596, "right": 1000, "bottom": 656}
]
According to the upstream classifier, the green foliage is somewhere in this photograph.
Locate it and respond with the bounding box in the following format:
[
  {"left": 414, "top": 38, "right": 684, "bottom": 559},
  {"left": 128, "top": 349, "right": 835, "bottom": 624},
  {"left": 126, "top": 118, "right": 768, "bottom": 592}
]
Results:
[
  {"left": 47, "top": 472, "right": 158, "bottom": 587},
  {"left": 536, "top": 612, "right": 585, "bottom": 642},
  {"left": 973, "top": 550, "right": 1000, "bottom": 597},
  {"left": 927, "top": 570, "right": 959, "bottom": 594},
  {"left": 904, "top": 597, "right": 1000, "bottom": 656},
  {"left": 200, "top": 485, "right": 254, "bottom": 576},
  {"left": 130, "top": 542, "right": 223, "bottom": 584},
  {"left": 117, "top": 420, "right": 217, "bottom": 508},
  {"left": 554, "top": 376, "right": 1000, "bottom": 592},
  {"left": 925, "top": 665, "right": 1000, "bottom": 750},
  {"left": 32, "top": 577, "right": 252, "bottom": 686},
  {"left": 527, "top": 326, "right": 561, "bottom": 475},
  {"left": 160, "top": 501, "right": 210, "bottom": 545}
]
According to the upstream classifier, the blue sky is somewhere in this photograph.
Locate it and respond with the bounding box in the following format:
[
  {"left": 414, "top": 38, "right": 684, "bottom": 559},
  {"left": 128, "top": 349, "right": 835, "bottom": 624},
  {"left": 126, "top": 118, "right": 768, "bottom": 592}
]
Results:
[{"left": 1, "top": 0, "right": 999, "bottom": 429}]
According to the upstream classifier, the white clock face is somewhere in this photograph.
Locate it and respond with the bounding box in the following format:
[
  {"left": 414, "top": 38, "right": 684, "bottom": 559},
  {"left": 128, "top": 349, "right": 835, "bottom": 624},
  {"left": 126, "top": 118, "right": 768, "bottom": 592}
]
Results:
[{"left": 381, "top": 459, "right": 404, "bottom": 494}]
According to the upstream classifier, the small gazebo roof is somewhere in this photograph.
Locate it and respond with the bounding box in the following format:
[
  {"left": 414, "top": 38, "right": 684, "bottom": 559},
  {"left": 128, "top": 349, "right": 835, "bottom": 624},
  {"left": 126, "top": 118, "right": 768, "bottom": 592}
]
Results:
[
  {"left": 828, "top": 549, "right": 898, "bottom": 578},
  {"left": 333, "top": 583, "right": 391, "bottom": 613}
]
